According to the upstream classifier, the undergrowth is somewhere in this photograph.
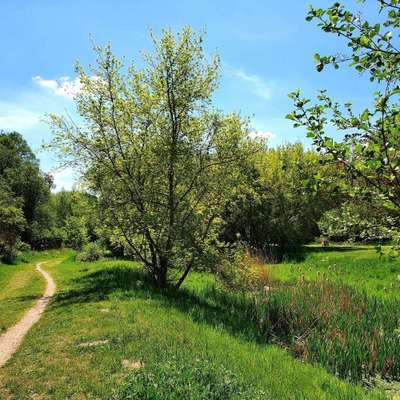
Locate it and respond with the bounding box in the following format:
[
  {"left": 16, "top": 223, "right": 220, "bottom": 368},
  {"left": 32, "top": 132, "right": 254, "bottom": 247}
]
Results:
[
  {"left": 215, "top": 253, "right": 400, "bottom": 383},
  {"left": 111, "top": 355, "right": 266, "bottom": 400}
]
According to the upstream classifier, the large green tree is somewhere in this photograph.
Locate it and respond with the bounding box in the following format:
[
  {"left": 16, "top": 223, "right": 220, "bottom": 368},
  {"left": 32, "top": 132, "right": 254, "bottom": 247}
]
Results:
[
  {"left": 49, "top": 28, "right": 257, "bottom": 288},
  {"left": 287, "top": 0, "right": 400, "bottom": 211},
  {"left": 0, "top": 131, "right": 52, "bottom": 250},
  {"left": 0, "top": 181, "right": 26, "bottom": 262}
]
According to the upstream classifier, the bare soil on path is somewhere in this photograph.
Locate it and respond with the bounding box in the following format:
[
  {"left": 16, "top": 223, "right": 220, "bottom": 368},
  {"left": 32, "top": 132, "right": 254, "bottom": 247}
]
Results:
[{"left": 0, "top": 262, "right": 56, "bottom": 368}]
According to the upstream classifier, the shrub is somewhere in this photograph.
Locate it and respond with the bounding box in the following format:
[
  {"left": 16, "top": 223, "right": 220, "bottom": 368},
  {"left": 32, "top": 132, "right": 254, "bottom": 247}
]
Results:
[
  {"left": 217, "top": 246, "right": 274, "bottom": 291},
  {"left": 76, "top": 242, "right": 105, "bottom": 262},
  {"left": 111, "top": 356, "right": 266, "bottom": 400},
  {"left": 17, "top": 240, "right": 31, "bottom": 254}
]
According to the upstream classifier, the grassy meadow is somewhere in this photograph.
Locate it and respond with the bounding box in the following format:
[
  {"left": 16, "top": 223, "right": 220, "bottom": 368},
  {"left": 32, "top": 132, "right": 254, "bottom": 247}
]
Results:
[
  {"left": 270, "top": 245, "right": 400, "bottom": 298},
  {"left": 1, "top": 247, "right": 399, "bottom": 399}
]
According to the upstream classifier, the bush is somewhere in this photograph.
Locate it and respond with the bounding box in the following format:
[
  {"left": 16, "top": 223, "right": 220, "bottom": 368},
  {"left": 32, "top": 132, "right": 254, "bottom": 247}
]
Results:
[
  {"left": 17, "top": 240, "right": 31, "bottom": 253},
  {"left": 217, "top": 246, "right": 274, "bottom": 291},
  {"left": 76, "top": 242, "right": 105, "bottom": 262},
  {"left": 111, "top": 356, "right": 266, "bottom": 400}
]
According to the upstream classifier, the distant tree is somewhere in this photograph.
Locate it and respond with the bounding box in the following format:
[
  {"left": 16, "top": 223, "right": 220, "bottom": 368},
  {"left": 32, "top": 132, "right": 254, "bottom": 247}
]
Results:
[
  {"left": 287, "top": 0, "right": 400, "bottom": 210},
  {"left": 52, "top": 190, "right": 74, "bottom": 227},
  {"left": 0, "top": 131, "right": 52, "bottom": 246},
  {"left": 64, "top": 215, "right": 88, "bottom": 250},
  {"left": 49, "top": 28, "right": 257, "bottom": 288},
  {"left": 51, "top": 190, "right": 99, "bottom": 245},
  {"left": 0, "top": 181, "right": 26, "bottom": 262},
  {"left": 222, "top": 144, "right": 341, "bottom": 260}
]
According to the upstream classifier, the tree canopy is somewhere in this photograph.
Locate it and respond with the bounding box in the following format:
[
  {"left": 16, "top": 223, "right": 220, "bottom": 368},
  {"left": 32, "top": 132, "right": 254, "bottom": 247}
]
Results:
[
  {"left": 0, "top": 131, "right": 53, "bottom": 260},
  {"left": 49, "top": 28, "right": 259, "bottom": 287}
]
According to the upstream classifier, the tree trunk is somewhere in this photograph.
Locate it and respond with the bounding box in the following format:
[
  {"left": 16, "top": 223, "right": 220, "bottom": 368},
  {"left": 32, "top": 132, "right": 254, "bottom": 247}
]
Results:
[
  {"left": 174, "top": 258, "right": 194, "bottom": 290},
  {"left": 157, "top": 256, "right": 169, "bottom": 288}
]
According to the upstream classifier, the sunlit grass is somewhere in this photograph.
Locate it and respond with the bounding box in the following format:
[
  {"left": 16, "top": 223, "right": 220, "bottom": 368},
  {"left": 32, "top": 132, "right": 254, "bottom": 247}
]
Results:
[
  {"left": 270, "top": 245, "right": 400, "bottom": 298},
  {"left": 0, "top": 255, "right": 387, "bottom": 399},
  {"left": 0, "top": 249, "right": 71, "bottom": 332}
]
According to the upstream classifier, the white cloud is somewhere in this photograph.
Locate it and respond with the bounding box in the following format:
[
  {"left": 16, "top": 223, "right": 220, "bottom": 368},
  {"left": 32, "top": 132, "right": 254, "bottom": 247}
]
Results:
[
  {"left": 248, "top": 130, "right": 276, "bottom": 140},
  {"left": 0, "top": 102, "right": 41, "bottom": 130},
  {"left": 33, "top": 75, "right": 82, "bottom": 98},
  {"left": 233, "top": 70, "right": 272, "bottom": 100}
]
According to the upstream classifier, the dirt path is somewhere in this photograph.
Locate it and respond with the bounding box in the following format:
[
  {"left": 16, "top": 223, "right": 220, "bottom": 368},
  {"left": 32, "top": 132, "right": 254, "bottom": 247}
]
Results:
[{"left": 0, "top": 261, "right": 56, "bottom": 368}]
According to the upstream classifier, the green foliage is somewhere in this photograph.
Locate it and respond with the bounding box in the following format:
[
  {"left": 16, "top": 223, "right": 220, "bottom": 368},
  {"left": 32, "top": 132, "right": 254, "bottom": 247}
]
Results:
[
  {"left": 16, "top": 240, "right": 31, "bottom": 254},
  {"left": 222, "top": 143, "right": 340, "bottom": 260},
  {"left": 288, "top": 1, "right": 400, "bottom": 211},
  {"left": 64, "top": 215, "right": 88, "bottom": 250},
  {"left": 112, "top": 356, "right": 266, "bottom": 400},
  {"left": 49, "top": 190, "right": 103, "bottom": 250},
  {"left": 0, "top": 207, "right": 26, "bottom": 262},
  {"left": 319, "top": 201, "right": 398, "bottom": 243},
  {"left": 0, "top": 132, "right": 102, "bottom": 254},
  {"left": 76, "top": 241, "right": 105, "bottom": 262},
  {"left": 0, "top": 182, "right": 26, "bottom": 262},
  {"left": 49, "top": 28, "right": 258, "bottom": 288},
  {"left": 0, "top": 131, "right": 53, "bottom": 251}
]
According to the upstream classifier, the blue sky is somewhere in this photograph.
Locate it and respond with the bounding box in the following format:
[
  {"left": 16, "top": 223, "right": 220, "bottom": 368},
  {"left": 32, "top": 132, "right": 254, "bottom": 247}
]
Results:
[{"left": 0, "top": 0, "right": 379, "bottom": 190}]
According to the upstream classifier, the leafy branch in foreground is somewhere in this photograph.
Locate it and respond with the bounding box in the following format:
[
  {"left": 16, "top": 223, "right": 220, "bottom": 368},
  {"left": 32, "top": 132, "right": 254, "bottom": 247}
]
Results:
[
  {"left": 48, "top": 28, "right": 259, "bottom": 288},
  {"left": 287, "top": 1, "right": 400, "bottom": 211}
]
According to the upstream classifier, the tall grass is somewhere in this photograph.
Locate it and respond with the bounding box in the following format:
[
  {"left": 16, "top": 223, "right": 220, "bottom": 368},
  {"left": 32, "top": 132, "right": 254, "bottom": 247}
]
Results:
[{"left": 212, "top": 275, "right": 400, "bottom": 383}]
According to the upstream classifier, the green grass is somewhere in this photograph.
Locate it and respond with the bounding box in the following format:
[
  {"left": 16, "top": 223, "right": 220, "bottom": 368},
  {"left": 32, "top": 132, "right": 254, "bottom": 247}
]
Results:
[
  {"left": 0, "top": 255, "right": 388, "bottom": 399},
  {"left": 244, "top": 246, "right": 400, "bottom": 384},
  {"left": 218, "top": 279, "right": 400, "bottom": 383},
  {"left": 271, "top": 245, "right": 400, "bottom": 298},
  {"left": 0, "top": 249, "right": 71, "bottom": 333}
]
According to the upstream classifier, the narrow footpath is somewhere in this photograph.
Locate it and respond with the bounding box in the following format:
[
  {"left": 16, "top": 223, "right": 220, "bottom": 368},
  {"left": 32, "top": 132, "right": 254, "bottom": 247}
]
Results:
[{"left": 0, "top": 262, "right": 56, "bottom": 368}]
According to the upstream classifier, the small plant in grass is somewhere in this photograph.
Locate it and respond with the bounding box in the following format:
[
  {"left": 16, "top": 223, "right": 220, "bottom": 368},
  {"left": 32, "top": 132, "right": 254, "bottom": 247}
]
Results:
[
  {"left": 217, "top": 245, "right": 275, "bottom": 291},
  {"left": 76, "top": 242, "right": 105, "bottom": 262},
  {"left": 111, "top": 356, "right": 266, "bottom": 400}
]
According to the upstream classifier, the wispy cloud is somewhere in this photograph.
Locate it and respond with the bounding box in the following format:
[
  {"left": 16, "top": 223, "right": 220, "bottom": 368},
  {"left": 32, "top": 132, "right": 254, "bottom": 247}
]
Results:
[
  {"left": 0, "top": 77, "right": 79, "bottom": 186},
  {"left": 249, "top": 130, "right": 276, "bottom": 140},
  {"left": 232, "top": 69, "right": 272, "bottom": 100},
  {"left": 0, "top": 101, "right": 41, "bottom": 130},
  {"left": 33, "top": 75, "right": 82, "bottom": 98}
]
